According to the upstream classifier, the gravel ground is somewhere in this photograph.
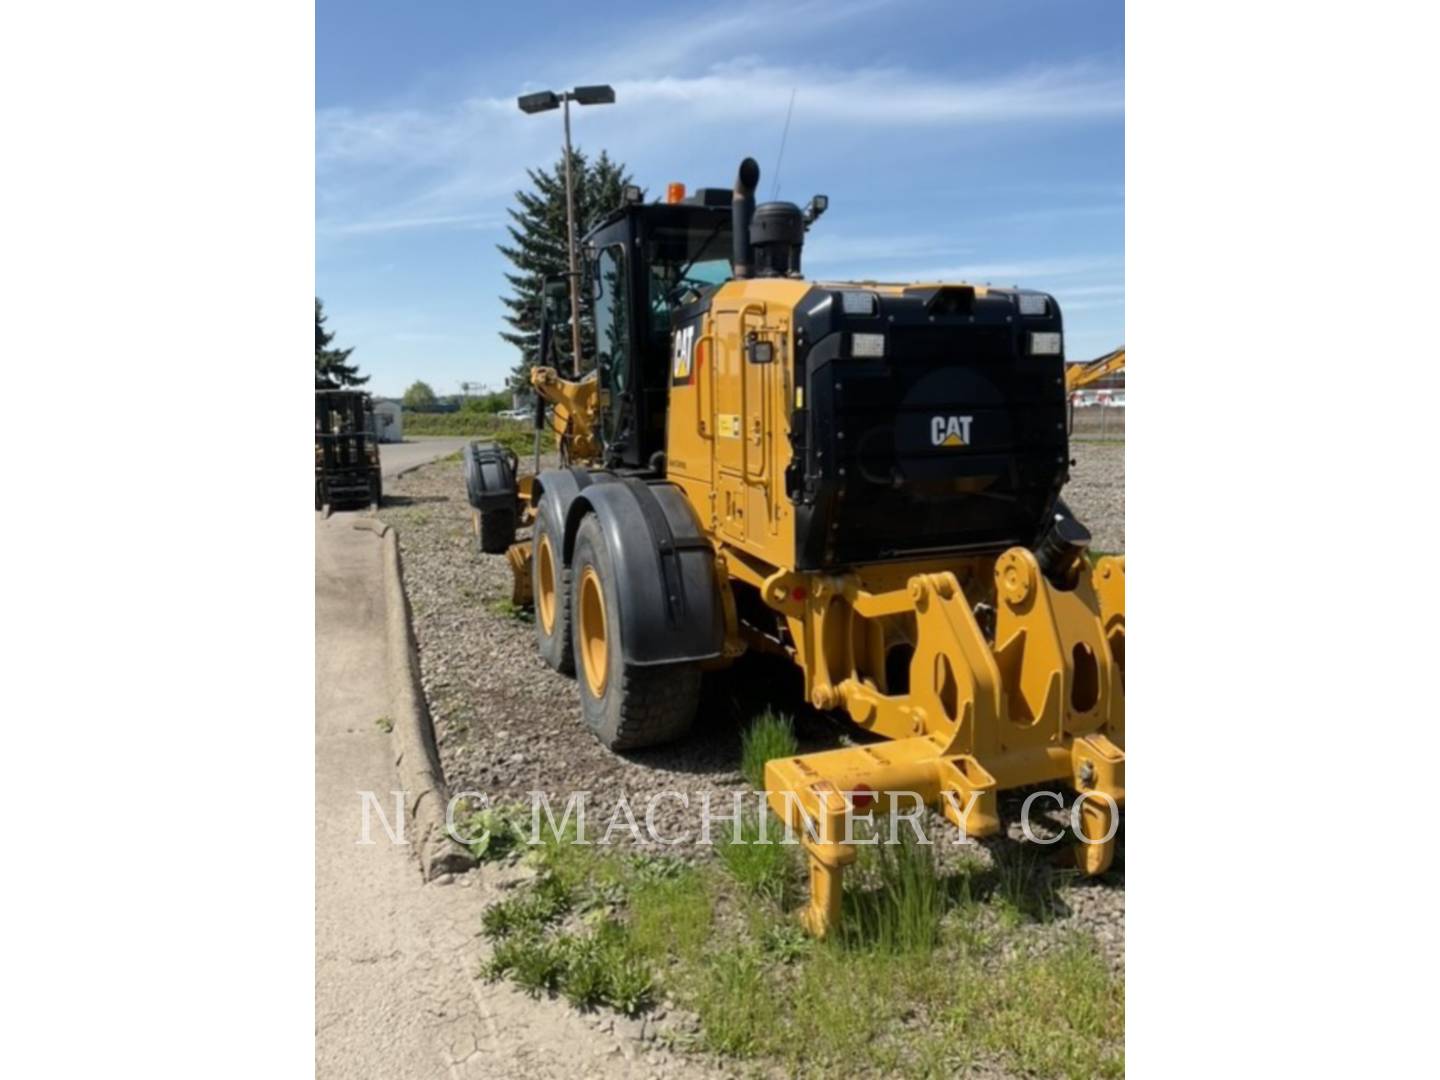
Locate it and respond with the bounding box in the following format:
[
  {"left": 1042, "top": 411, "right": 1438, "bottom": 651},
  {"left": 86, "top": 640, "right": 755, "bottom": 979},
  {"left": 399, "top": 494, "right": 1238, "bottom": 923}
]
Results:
[
  {"left": 1067, "top": 440, "right": 1125, "bottom": 554},
  {"left": 379, "top": 441, "right": 1125, "bottom": 967}
]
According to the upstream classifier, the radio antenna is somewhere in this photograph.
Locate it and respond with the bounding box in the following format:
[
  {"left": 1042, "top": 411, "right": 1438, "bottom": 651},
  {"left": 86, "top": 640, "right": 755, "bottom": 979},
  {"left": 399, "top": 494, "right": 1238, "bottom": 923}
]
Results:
[{"left": 770, "top": 88, "right": 797, "bottom": 200}]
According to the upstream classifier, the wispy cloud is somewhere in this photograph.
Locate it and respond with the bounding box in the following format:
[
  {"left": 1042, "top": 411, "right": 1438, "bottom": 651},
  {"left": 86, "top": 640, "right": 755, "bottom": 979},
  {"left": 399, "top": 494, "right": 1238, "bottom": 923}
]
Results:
[
  {"left": 614, "top": 60, "right": 1121, "bottom": 125},
  {"left": 810, "top": 254, "right": 1120, "bottom": 285},
  {"left": 318, "top": 60, "right": 1120, "bottom": 181},
  {"left": 317, "top": 98, "right": 516, "bottom": 168},
  {"left": 989, "top": 204, "right": 1124, "bottom": 225},
  {"left": 315, "top": 0, "right": 1121, "bottom": 389},
  {"left": 804, "top": 232, "right": 973, "bottom": 267},
  {"left": 576, "top": 0, "right": 910, "bottom": 79},
  {"left": 317, "top": 54, "right": 1121, "bottom": 257},
  {"left": 319, "top": 212, "right": 504, "bottom": 236},
  {"left": 1057, "top": 283, "right": 1126, "bottom": 298}
]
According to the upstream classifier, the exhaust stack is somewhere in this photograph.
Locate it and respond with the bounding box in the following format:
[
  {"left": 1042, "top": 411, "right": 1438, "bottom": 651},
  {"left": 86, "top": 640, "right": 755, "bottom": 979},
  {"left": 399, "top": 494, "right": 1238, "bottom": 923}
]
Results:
[{"left": 731, "top": 158, "right": 760, "bottom": 278}]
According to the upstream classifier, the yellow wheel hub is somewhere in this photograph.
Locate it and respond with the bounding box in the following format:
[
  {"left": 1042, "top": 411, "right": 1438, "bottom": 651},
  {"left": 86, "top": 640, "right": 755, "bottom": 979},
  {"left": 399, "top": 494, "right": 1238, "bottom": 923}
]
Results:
[
  {"left": 536, "top": 533, "right": 558, "bottom": 634},
  {"left": 578, "top": 565, "right": 609, "bottom": 698}
]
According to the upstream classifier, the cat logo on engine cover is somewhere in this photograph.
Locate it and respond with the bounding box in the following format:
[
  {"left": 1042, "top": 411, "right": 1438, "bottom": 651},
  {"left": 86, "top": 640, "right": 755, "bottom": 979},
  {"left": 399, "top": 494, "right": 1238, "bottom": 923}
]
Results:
[{"left": 930, "top": 415, "right": 974, "bottom": 447}]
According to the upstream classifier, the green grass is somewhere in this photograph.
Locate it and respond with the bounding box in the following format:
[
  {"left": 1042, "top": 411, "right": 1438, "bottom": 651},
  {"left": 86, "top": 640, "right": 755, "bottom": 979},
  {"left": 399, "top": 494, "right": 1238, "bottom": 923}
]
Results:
[
  {"left": 959, "top": 934, "right": 1125, "bottom": 1079},
  {"left": 479, "top": 822, "right": 1124, "bottom": 1077},
  {"left": 625, "top": 859, "right": 713, "bottom": 963},
  {"left": 839, "top": 829, "right": 945, "bottom": 954},
  {"left": 450, "top": 801, "right": 532, "bottom": 863},
  {"left": 486, "top": 929, "right": 569, "bottom": 997},
  {"left": 688, "top": 945, "right": 777, "bottom": 1055},
  {"left": 488, "top": 596, "right": 534, "bottom": 622},
  {"left": 716, "top": 812, "right": 798, "bottom": 906},
  {"left": 403, "top": 411, "right": 557, "bottom": 456},
  {"left": 479, "top": 864, "right": 656, "bottom": 1015},
  {"left": 988, "top": 841, "right": 1067, "bottom": 926},
  {"left": 480, "top": 874, "right": 572, "bottom": 938},
  {"left": 739, "top": 709, "right": 798, "bottom": 789}
]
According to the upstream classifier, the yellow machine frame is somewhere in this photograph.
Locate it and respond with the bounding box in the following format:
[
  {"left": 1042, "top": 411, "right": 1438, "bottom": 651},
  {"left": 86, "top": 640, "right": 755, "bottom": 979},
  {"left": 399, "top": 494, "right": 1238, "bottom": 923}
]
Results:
[
  {"left": 667, "top": 277, "right": 1125, "bottom": 936},
  {"left": 502, "top": 251, "right": 1126, "bottom": 940},
  {"left": 498, "top": 364, "right": 602, "bottom": 606}
]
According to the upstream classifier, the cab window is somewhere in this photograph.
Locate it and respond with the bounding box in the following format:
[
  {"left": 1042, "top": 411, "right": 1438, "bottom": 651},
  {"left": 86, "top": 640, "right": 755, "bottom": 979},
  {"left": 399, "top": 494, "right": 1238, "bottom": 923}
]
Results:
[{"left": 593, "top": 244, "right": 630, "bottom": 435}]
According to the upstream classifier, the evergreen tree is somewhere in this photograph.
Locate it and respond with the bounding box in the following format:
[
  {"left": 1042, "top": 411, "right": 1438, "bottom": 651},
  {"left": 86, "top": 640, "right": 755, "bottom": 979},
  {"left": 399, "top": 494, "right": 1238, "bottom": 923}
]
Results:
[
  {"left": 497, "top": 149, "right": 633, "bottom": 393},
  {"left": 315, "top": 298, "right": 368, "bottom": 387}
]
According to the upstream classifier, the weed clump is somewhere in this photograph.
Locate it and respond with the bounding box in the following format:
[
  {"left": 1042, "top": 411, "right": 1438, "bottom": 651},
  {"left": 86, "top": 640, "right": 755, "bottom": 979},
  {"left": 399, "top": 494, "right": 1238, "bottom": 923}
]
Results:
[{"left": 739, "top": 709, "right": 798, "bottom": 789}]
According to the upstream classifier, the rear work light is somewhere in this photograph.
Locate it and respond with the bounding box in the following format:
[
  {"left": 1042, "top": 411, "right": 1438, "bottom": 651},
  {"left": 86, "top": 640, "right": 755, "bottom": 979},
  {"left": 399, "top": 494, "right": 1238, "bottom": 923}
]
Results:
[
  {"left": 851, "top": 332, "right": 886, "bottom": 358},
  {"left": 1029, "top": 331, "right": 1063, "bottom": 356},
  {"left": 1019, "top": 293, "right": 1048, "bottom": 316}
]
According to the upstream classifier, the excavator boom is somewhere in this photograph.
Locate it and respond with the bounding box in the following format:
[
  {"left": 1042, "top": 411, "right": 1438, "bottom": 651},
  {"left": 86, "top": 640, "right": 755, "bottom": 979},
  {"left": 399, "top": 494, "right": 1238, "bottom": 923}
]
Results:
[{"left": 1066, "top": 345, "right": 1126, "bottom": 393}]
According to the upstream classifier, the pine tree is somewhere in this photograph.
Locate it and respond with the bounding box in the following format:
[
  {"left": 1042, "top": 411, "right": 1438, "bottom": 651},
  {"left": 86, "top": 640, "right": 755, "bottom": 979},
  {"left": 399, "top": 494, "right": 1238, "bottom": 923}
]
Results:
[
  {"left": 497, "top": 149, "right": 633, "bottom": 393},
  {"left": 315, "top": 298, "right": 368, "bottom": 388}
]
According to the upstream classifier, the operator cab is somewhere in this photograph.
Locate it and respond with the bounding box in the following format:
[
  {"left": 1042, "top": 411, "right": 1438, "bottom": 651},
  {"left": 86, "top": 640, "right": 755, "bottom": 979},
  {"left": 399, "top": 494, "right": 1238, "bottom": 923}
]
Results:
[{"left": 582, "top": 191, "right": 734, "bottom": 471}]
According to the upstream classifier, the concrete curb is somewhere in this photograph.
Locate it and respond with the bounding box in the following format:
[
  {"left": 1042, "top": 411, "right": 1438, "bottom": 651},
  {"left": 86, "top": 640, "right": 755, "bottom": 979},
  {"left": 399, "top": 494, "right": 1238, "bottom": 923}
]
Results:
[
  {"left": 378, "top": 525, "right": 476, "bottom": 881},
  {"left": 394, "top": 446, "right": 465, "bottom": 480}
]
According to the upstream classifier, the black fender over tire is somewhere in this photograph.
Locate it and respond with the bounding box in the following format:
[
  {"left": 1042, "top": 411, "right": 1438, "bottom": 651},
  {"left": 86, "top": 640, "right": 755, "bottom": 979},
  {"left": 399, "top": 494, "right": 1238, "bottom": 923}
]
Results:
[
  {"left": 570, "top": 514, "right": 702, "bottom": 750},
  {"left": 478, "top": 507, "right": 516, "bottom": 555},
  {"left": 562, "top": 479, "right": 725, "bottom": 667},
  {"left": 464, "top": 441, "right": 518, "bottom": 553}
]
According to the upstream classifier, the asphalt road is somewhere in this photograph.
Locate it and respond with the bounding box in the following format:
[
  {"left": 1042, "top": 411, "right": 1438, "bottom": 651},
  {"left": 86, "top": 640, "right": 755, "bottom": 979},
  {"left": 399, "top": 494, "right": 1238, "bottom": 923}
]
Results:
[{"left": 378, "top": 437, "right": 470, "bottom": 479}]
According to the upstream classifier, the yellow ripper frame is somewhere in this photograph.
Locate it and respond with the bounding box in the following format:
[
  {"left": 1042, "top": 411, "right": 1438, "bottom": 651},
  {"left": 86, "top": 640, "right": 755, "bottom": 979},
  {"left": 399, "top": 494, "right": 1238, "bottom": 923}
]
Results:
[{"left": 762, "top": 550, "right": 1126, "bottom": 937}]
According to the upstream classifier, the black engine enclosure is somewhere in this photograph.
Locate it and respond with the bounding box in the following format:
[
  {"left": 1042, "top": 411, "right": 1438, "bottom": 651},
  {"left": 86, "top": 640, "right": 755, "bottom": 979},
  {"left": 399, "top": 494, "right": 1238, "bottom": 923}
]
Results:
[{"left": 789, "top": 285, "right": 1069, "bottom": 569}]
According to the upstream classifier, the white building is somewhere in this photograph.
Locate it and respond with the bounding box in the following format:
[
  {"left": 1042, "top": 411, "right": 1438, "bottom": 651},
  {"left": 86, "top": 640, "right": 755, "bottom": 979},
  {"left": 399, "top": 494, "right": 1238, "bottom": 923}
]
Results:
[{"left": 371, "top": 399, "right": 403, "bottom": 442}]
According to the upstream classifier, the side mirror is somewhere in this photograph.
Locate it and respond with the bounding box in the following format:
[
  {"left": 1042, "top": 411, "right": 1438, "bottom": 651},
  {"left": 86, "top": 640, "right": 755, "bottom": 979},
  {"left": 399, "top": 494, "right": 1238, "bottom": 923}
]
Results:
[
  {"left": 543, "top": 278, "right": 569, "bottom": 319},
  {"left": 803, "top": 194, "right": 829, "bottom": 229}
]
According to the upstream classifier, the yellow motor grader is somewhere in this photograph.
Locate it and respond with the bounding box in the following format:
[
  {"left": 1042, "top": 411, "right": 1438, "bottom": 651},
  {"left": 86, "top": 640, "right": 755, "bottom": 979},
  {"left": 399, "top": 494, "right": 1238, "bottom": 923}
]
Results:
[{"left": 467, "top": 159, "right": 1125, "bottom": 937}]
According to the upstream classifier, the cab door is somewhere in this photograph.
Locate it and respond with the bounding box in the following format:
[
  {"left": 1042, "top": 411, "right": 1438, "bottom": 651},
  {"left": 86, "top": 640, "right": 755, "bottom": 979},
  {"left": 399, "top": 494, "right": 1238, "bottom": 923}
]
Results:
[
  {"left": 709, "top": 301, "right": 747, "bottom": 545},
  {"left": 708, "top": 297, "right": 788, "bottom": 554}
]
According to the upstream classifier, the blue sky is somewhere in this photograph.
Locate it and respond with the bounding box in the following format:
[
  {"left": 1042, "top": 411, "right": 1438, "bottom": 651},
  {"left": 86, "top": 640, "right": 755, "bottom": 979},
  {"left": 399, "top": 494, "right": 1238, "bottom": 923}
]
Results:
[{"left": 317, "top": 0, "right": 1123, "bottom": 398}]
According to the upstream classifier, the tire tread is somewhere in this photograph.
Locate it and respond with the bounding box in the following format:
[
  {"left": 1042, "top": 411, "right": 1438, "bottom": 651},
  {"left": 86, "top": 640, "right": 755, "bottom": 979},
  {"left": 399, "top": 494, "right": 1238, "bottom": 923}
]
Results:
[
  {"left": 605, "top": 663, "right": 700, "bottom": 750},
  {"left": 534, "top": 504, "right": 574, "bottom": 675}
]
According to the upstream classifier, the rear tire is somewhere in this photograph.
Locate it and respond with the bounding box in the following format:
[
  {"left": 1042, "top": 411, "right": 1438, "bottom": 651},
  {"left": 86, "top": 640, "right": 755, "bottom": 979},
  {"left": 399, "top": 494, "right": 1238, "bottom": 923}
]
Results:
[
  {"left": 570, "top": 514, "right": 700, "bottom": 750},
  {"left": 478, "top": 507, "right": 516, "bottom": 554},
  {"left": 533, "top": 496, "right": 574, "bottom": 675}
]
